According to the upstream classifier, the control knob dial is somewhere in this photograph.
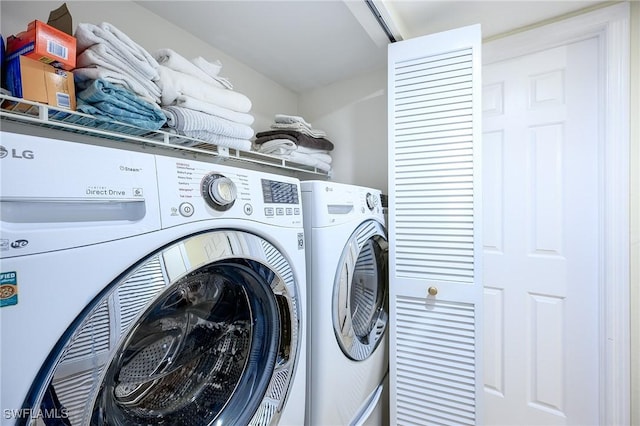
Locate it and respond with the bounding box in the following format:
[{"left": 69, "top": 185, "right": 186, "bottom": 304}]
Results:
[
  {"left": 201, "top": 173, "right": 237, "bottom": 211},
  {"left": 365, "top": 192, "right": 377, "bottom": 211}
]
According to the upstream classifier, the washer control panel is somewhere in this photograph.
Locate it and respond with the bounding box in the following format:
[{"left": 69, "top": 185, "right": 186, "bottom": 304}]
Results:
[{"left": 156, "top": 156, "right": 303, "bottom": 228}]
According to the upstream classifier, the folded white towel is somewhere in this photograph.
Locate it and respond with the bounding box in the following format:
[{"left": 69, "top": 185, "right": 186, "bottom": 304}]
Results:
[
  {"left": 175, "top": 95, "right": 254, "bottom": 125},
  {"left": 255, "top": 139, "right": 297, "bottom": 155},
  {"left": 163, "top": 106, "right": 254, "bottom": 139},
  {"left": 255, "top": 140, "right": 332, "bottom": 164},
  {"left": 296, "top": 145, "right": 330, "bottom": 155},
  {"left": 73, "top": 67, "right": 160, "bottom": 104},
  {"left": 274, "top": 114, "right": 312, "bottom": 127},
  {"left": 158, "top": 66, "right": 252, "bottom": 112},
  {"left": 192, "top": 56, "right": 221, "bottom": 76},
  {"left": 192, "top": 56, "right": 233, "bottom": 89},
  {"left": 284, "top": 151, "right": 332, "bottom": 172},
  {"left": 99, "top": 22, "right": 159, "bottom": 71},
  {"left": 305, "top": 151, "right": 333, "bottom": 164},
  {"left": 76, "top": 45, "right": 162, "bottom": 102},
  {"left": 176, "top": 131, "right": 252, "bottom": 152},
  {"left": 75, "top": 22, "right": 159, "bottom": 81},
  {"left": 270, "top": 121, "right": 327, "bottom": 138},
  {"left": 154, "top": 48, "right": 226, "bottom": 89}
]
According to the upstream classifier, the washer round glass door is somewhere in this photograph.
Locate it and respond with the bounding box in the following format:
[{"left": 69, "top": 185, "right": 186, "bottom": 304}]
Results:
[
  {"left": 25, "top": 230, "right": 301, "bottom": 426},
  {"left": 333, "top": 220, "right": 388, "bottom": 361}
]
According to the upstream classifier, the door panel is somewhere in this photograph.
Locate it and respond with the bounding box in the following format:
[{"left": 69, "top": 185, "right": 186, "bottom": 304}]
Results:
[
  {"left": 482, "top": 36, "right": 600, "bottom": 425},
  {"left": 388, "top": 24, "right": 483, "bottom": 425}
]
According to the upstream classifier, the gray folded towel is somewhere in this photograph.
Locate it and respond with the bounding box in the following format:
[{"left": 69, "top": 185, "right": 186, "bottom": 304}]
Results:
[{"left": 254, "top": 130, "right": 334, "bottom": 151}]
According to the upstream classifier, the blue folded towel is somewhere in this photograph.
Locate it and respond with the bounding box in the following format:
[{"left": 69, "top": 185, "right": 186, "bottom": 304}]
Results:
[{"left": 76, "top": 79, "right": 166, "bottom": 130}]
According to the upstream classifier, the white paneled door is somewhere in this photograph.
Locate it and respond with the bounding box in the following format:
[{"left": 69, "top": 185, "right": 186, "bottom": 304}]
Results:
[{"left": 482, "top": 36, "right": 600, "bottom": 425}]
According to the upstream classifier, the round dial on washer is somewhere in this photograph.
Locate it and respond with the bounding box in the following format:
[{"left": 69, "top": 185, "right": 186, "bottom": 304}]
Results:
[
  {"left": 365, "top": 192, "right": 376, "bottom": 211},
  {"left": 201, "top": 173, "right": 237, "bottom": 211}
]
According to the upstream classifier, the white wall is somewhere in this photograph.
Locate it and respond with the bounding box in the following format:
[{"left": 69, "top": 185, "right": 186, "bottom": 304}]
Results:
[
  {"left": 299, "top": 68, "right": 388, "bottom": 194},
  {"left": 0, "top": 0, "right": 298, "bottom": 134}
]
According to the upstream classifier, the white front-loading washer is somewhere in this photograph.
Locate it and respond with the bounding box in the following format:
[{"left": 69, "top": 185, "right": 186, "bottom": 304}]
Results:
[
  {"left": 301, "top": 181, "right": 388, "bottom": 426},
  {"left": 0, "top": 131, "right": 307, "bottom": 426}
]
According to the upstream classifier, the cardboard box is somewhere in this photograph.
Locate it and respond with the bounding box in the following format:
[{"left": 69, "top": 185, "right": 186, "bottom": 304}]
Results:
[
  {"left": 47, "top": 3, "right": 73, "bottom": 36},
  {"left": 6, "top": 20, "right": 76, "bottom": 70},
  {"left": 5, "top": 55, "right": 76, "bottom": 110}
]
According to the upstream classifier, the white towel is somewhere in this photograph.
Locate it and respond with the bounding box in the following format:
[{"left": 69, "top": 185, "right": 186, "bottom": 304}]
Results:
[
  {"left": 274, "top": 114, "right": 312, "bottom": 127},
  {"left": 77, "top": 42, "right": 157, "bottom": 82},
  {"left": 270, "top": 121, "right": 327, "bottom": 138},
  {"left": 163, "top": 106, "right": 254, "bottom": 139},
  {"left": 76, "top": 45, "right": 162, "bottom": 102},
  {"left": 157, "top": 66, "right": 252, "bottom": 112},
  {"left": 304, "top": 151, "right": 333, "bottom": 164},
  {"left": 255, "top": 139, "right": 297, "bottom": 155},
  {"left": 73, "top": 67, "right": 160, "bottom": 104},
  {"left": 296, "top": 145, "right": 330, "bottom": 155},
  {"left": 284, "top": 151, "right": 332, "bottom": 172},
  {"left": 192, "top": 56, "right": 233, "bottom": 89},
  {"left": 177, "top": 131, "right": 252, "bottom": 151},
  {"left": 75, "top": 22, "right": 159, "bottom": 81},
  {"left": 99, "top": 22, "right": 159, "bottom": 70},
  {"left": 154, "top": 48, "right": 226, "bottom": 89},
  {"left": 192, "top": 56, "right": 221, "bottom": 76},
  {"left": 175, "top": 95, "right": 254, "bottom": 125}
]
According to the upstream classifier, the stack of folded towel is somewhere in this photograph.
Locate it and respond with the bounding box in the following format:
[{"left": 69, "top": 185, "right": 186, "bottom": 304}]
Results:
[
  {"left": 154, "top": 48, "right": 254, "bottom": 151},
  {"left": 75, "top": 22, "right": 162, "bottom": 105},
  {"left": 76, "top": 79, "right": 167, "bottom": 131},
  {"left": 254, "top": 115, "right": 334, "bottom": 172},
  {"left": 73, "top": 22, "right": 166, "bottom": 130}
]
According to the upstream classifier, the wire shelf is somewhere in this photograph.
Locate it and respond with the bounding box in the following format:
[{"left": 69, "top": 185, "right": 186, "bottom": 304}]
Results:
[{"left": 0, "top": 94, "right": 330, "bottom": 177}]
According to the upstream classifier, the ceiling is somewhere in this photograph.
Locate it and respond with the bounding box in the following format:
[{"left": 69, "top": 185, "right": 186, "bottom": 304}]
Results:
[{"left": 136, "top": 0, "right": 605, "bottom": 94}]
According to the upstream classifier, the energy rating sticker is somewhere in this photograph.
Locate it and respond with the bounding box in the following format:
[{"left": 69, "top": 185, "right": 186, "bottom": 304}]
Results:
[{"left": 0, "top": 271, "right": 18, "bottom": 307}]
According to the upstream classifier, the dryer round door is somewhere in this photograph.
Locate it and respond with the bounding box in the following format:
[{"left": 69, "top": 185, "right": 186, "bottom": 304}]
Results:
[
  {"left": 333, "top": 220, "right": 388, "bottom": 361},
  {"left": 24, "top": 230, "right": 301, "bottom": 426}
]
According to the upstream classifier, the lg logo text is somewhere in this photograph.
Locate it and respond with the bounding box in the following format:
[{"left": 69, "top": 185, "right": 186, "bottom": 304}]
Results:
[{"left": 0, "top": 146, "right": 35, "bottom": 159}]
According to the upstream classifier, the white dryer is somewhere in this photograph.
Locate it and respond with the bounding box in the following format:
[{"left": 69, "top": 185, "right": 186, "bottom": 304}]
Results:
[
  {"left": 301, "top": 181, "right": 388, "bottom": 426},
  {"left": 0, "top": 132, "right": 306, "bottom": 426}
]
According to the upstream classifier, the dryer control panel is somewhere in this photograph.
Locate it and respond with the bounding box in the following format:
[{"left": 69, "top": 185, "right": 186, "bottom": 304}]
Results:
[
  {"left": 155, "top": 156, "right": 304, "bottom": 229},
  {"left": 300, "top": 180, "right": 384, "bottom": 228}
]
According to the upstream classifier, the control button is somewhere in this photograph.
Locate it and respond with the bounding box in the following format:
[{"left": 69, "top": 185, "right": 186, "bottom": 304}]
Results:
[
  {"left": 294, "top": 208, "right": 300, "bottom": 215},
  {"left": 286, "top": 208, "right": 293, "bottom": 215},
  {"left": 265, "top": 207, "right": 274, "bottom": 216},
  {"left": 276, "top": 207, "right": 285, "bottom": 216},
  {"left": 179, "top": 202, "right": 194, "bottom": 217},
  {"left": 244, "top": 203, "right": 253, "bottom": 215}
]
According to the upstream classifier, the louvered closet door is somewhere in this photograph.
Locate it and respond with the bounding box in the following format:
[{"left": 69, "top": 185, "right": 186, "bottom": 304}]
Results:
[{"left": 388, "top": 24, "right": 483, "bottom": 425}]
